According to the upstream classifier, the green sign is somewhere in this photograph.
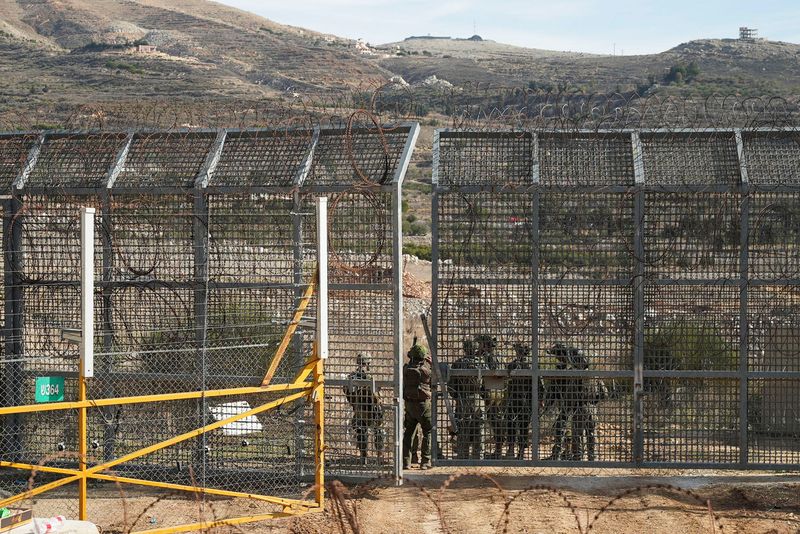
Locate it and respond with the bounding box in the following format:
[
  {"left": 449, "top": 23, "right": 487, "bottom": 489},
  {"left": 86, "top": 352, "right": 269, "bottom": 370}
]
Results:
[{"left": 35, "top": 376, "right": 65, "bottom": 403}]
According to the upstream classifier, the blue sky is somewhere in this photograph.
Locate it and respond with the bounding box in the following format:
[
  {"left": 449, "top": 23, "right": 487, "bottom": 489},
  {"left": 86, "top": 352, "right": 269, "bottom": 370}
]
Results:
[{"left": 216, "top": 0, "right": 799, "bottom": 55}]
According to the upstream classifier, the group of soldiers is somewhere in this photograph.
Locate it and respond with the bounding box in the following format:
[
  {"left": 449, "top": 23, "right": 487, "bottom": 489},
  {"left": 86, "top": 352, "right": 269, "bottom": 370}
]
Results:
[
  {"left": 448, "top": 337, "right": 608, "bottom": 461},
  {"left": 343, "top": 337, "right": 608, "bottom": 467},
  {"left": 343, "top": 341, "right": 435, "bottom": 469}
]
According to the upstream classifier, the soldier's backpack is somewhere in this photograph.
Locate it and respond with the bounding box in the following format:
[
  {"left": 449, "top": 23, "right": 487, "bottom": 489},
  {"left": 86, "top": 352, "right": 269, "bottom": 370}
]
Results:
[{"left": 403, "top": 360, "right": 431, "bottom": 401}]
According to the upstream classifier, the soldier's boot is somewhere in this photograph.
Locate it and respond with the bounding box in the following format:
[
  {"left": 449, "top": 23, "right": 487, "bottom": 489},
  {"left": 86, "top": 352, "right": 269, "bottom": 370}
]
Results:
[
  {"left": 547, "top": 445, "right": 562, "bottom": 461},
  {"left": 516, "top": 444, "right": 527, "bottom": 460},
  {"left": 487, "top": 439, "right": 503, "bottom": 459},
  {"left": 505, "top": 443, "right": 515, "bottom": 460},
  {"left": 586, "top": 433, "right": 596, "bottom": 462}
]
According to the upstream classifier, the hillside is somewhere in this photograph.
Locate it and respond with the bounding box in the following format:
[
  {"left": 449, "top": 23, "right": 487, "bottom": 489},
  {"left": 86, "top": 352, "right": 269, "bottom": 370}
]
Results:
[
  {"left": 0, "top": 0, "right": 799, "bottom": 128},
  {"left": 0, "top": 0, "right": 393, "bottom": 124},
  {"left": 378, "top": 36, "right": 800, "bottom": 95}
]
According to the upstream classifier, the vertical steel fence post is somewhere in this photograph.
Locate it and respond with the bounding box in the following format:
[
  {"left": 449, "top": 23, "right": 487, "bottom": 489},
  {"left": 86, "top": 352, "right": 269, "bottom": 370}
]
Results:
[
  {"left": 193, "top": 130, "right": 225, "bottom": 485},
  {"left": 530, "top": 133, "right": 541, "bottom": 461},
  {"left": 391, "top": 123, "right": 416, "bottom": 480},
  {"left": 79, "top": 207, "right": 96, "bottom": 520},
  {"left": 315, "top": 196, "right": 329, "bottom": 506},
  {"left": 631, "top": 132, "right": 646, "bottom": 465},
  {"left": 430, "top": 130, "right": 441, "bottom": 466},
  {"left": 735, "top": 129, "right": 750, "bottom": 466},
  {"left": 100, "top": 132, "right": 132, "bottom": 461},
  {"left": 2, "top": 196, "right": 22, "bottom": 460},
  {"left": 5, "top": 134, "right": 43, "bottom": 460}
]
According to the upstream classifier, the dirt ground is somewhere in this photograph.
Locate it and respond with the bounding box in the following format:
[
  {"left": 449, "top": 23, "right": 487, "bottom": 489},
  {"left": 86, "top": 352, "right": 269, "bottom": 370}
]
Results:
[{"left": 28, "top": 468, "right": 798, "bottom": 533}]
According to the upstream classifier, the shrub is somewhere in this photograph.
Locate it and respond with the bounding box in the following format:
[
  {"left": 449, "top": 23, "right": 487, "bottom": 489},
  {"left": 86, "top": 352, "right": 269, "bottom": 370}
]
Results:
[{"left": 403, "top": 243, "right": 432, "bottom": 261}]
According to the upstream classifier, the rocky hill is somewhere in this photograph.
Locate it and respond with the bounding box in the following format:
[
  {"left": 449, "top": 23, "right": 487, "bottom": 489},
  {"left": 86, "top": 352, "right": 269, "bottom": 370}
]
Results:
[
  {"left": 378, "top": 36, "right": 800, "bottom": 95},
  {"left": 0, "top": 0, "right": 798, "bottom": 126}
]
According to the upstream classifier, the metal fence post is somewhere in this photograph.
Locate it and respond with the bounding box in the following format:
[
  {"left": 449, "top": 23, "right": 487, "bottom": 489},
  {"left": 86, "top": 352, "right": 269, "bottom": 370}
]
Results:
[
  {"left": 4, "top": 135, "right": 42, "bottom": 460},
  {"left": 530, "top": 133, "right": 541, "bottom": 461},
  {"left": 735, "top": 129, "right": 750, "bottom": 466},
  {"left": 193, "top": 130, "right": 225, "bottom": 483},
  {"left": 79, "top": 206, "right": 96, "bottom": 520},
  {"left": 631, "top": 132, "right": 646, "bottom": 465},
  {"left": 391, "top": 123, "right": 416, "bottom": 480},
  {"left": 314, "top": 196, "right": 329, "bottom": 505},
  {"left": 100, "top": 132, "right": 132, "bottom": 461},
  {"left": 430, "top": 130, "right": 441, "bottom": 467},
  {"left": 2, "top": 196, "right": 22, "bottom": 460}
]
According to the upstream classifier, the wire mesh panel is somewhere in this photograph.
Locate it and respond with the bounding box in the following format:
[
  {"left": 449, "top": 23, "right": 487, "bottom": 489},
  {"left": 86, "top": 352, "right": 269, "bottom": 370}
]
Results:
[
  {"left": 539, "top": 133, "right": 634, "bottom": 186},
  {"left": 640, "top": 132, "right": 740, "bottom": 186},
  {"left": 25, "top": 133, "right": 127, "bottom": 189},
  {"left": 0, "top": 123, "right": 417, "bottom": 525},
  {"left": 0, "top": 134, "right": 36, "bottom": 191},
  {"left": 114, "top": 132, "right": 216, "bottom": 189},
  {"left": 433, "top": 128, "right": 800, "bottom": 469},
  {"left": 211, "top": 130, "right": 312, "bottom": 188},
  {"left": 436, "top": 132, "right": 533, "bottom": 187},
  {"left": 742, "top": 131, "right": 800, "bottom": 186}
]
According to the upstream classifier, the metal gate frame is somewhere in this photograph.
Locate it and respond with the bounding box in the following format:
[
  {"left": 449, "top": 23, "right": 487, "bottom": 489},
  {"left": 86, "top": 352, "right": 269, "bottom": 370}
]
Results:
[
  {"left": 0, "top": 200, "right": 329, "bottom": 532},
  {"left": 431, "top": 127, "right": 800, "bottom": 469}
]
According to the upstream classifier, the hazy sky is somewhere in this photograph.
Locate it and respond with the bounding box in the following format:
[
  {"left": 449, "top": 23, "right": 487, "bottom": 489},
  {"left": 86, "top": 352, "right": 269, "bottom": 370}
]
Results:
[{"left": 216, "top": 0, "right": 799, "bottom": 55}]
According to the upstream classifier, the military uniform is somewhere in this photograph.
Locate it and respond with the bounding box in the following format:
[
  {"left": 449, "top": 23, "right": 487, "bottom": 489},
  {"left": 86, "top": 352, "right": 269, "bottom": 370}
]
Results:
[
  {"left": 475, "top": 335, "right": 506, "bottom": 459},
  {"left": 546, "top": 344, "right": 581, "bottom": 461},
  {"left": 546, "top": 344, "right": 605, "bottom": 461},
  {"left": 571, "top": 363, "right": 608, "bottom": 461},
  {"left": 403, "top": 343, "right": 433, "bottom": 469},
  {"left": 505, "top": 344, "right": 533, "bottom": 460},
  {"left": 448, "top": 340, "right": 483, "bottom": 459},
  {"left": 343, "top": 354, "right": 385, "bottom": 465}
]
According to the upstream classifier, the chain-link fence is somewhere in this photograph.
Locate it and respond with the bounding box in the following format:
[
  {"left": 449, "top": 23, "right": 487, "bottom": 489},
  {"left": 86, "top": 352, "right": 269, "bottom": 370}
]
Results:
[
  {"left": 0, "top": 124, "right": 417, "bottom": 526},
  {"left": 432, "top": 128, "right": 800, "bottom": 468}
]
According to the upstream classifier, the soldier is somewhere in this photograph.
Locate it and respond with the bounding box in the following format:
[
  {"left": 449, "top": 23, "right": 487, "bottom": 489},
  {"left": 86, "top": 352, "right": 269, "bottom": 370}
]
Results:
[
  {"left": 506, "top": 343, "right": 533, "bottom": 460},
  {"left": 343, "top": 353, "right": 385, "bottom": 466},
  {"left": 570, "top": 349, "right": 608, "bottom": 461},
  {"left": 475, "top": 334, "right": 506, "bottom": 459},
  {"left": 545, "top": 343, "right": 579, "bottom": 461},
  {"left": 448, "top": 339, "right": 484, "bottom": 459},
  {"left": 546, "top": 343, "right": 605, "bottom": 461},
  {"left": 403, "top": 340, "right": 433, "bottom": 470}
]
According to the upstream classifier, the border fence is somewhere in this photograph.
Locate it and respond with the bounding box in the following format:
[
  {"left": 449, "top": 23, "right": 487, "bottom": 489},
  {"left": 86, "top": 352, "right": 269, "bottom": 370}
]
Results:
[
  {"left": 431, "top": 128, "right": 800, "bottom": 468},
  {"left": 0, "top": 123, "right": 418, "bottom": 529}
]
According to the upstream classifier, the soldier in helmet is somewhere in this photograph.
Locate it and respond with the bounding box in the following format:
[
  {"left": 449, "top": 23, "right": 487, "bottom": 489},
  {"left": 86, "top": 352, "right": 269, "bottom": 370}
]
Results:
[
  {"left": 545, "top": 343, "right": 605, "bottom": 461},
  {"left": 570, "top": 349, "right": 608, "bottom": 461},
  {"left": 343, "top": 353, "right": 385, "bottom": 466},
  {"left": 403, "top": 339, "right": 433, "bottom": 469},
  {"left": 505, "top": 343, "right": 533, "bottom": 459},
  {"left": 448, "top": 339, "right": 484, "bottom": 459},
  {"left": 545, "top": 343, "right": 579, "bottom": 461},
  {"left": 475, "top": 334, "right": 506, "bottom": 459}
]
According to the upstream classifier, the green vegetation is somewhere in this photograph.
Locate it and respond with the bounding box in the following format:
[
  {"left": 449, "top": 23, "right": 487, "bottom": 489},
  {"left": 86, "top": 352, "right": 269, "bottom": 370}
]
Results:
[
  {"left": 403, "top": 243, "right": 432, "bottom": 261},
  {"left": 665, "top": 61, "right": 700, "bottom": 84},
  {"left": 644, "top": 318, "right": 736, "bottom": 372},
  {"left": 105, "top": 59, "right": 144, "bottom": 75}
]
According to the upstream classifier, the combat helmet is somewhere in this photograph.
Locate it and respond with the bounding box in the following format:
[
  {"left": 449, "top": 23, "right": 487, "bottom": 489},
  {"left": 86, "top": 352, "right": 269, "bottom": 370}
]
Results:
[
  {"left": 356, "top": 353, "right": 372, "bottom": 369},
  {"left": 407, "top": 338, "right": 428, "bottom": 361}
]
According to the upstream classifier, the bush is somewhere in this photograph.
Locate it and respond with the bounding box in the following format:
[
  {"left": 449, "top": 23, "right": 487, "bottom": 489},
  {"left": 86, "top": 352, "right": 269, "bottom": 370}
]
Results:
[
  {"left": 105, "top": 60, "right": 144, "bottom": 74},
  {"left": 642, "top": 318, "right": 736, "bottom": 409},
  {"left": 665, "top": 62, "right": 700, "bottom": 84},
  {"left": 644, "top": 318, "right": 736, "bottom": 371},
  {"left": 403, "top": 243, "right": 432, "bottom": 261}
]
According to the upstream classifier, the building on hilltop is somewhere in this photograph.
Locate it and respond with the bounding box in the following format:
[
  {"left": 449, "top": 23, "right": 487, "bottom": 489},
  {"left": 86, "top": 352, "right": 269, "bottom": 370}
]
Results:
[{"left": 739, "top": 27, "right": 758, "bottom": 42}]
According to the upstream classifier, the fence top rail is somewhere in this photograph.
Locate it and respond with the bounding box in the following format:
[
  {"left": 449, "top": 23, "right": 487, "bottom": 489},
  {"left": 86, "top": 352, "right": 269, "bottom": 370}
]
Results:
[
  {"left": 0, "top": 123, "right": 419, "bottom": 191},
  {"left": 436, "top": 126, "right": 800, "bottom": 137},
  {"left": 434, "top": 127, "right": 800, "bottom": 187}
]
